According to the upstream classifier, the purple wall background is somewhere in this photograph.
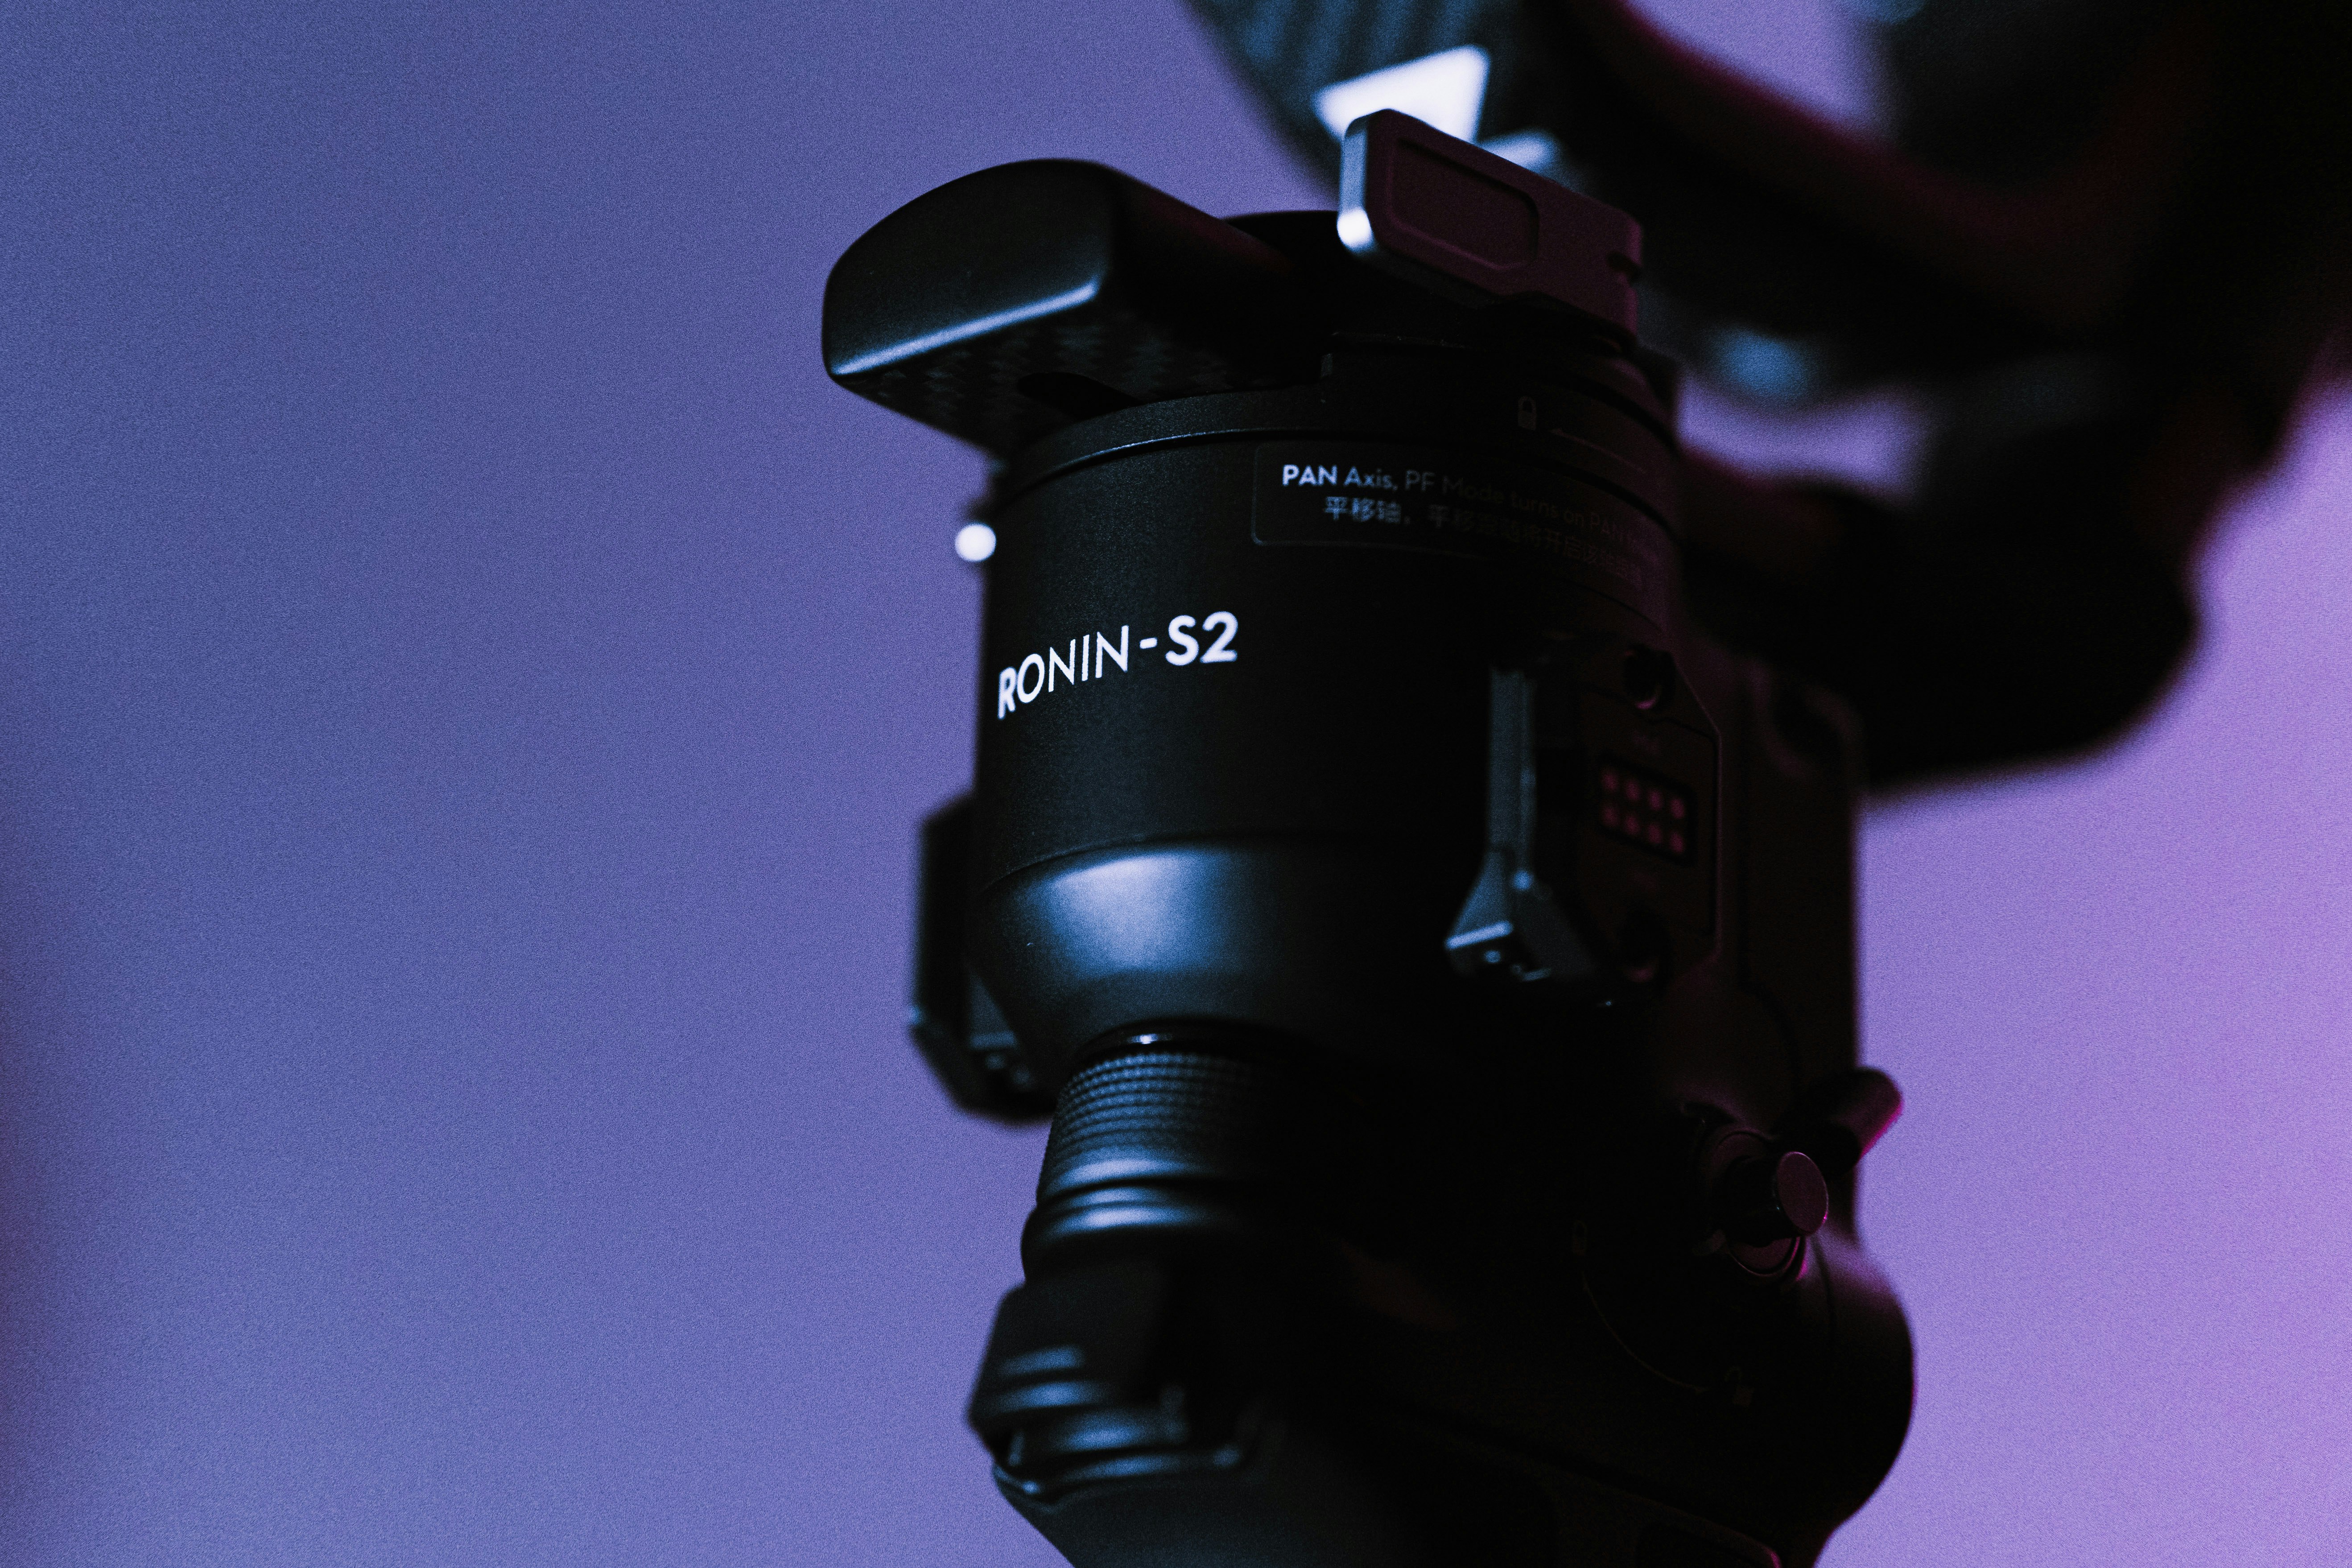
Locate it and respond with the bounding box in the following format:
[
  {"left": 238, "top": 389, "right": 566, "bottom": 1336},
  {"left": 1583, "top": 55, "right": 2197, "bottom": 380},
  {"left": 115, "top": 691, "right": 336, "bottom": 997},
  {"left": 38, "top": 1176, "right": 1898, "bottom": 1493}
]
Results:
[{"left": 3, "top": 3, "right": 2347, "bottom": 1564}]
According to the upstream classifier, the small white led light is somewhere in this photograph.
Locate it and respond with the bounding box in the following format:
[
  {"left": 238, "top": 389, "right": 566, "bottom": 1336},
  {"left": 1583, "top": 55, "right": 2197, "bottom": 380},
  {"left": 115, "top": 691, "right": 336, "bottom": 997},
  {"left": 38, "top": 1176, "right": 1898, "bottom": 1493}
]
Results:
[{"left": 953, "top": 522, "right": 997, "bottom": 563}]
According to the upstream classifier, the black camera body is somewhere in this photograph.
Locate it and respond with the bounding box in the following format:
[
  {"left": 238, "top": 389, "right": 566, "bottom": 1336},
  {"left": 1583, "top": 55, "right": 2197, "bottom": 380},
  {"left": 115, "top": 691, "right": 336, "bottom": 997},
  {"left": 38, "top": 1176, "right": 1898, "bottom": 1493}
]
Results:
[{"left": 829, "top": 114, "right": 1910, "bottom": 1568}]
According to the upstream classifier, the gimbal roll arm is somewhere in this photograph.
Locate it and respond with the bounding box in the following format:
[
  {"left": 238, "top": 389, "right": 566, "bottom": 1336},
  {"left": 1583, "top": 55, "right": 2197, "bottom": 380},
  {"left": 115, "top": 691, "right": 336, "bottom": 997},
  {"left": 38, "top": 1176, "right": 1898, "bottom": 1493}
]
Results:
[
  {"left": 1519, "top": 0, "right": 2352, "bottom": 783},
  {"left": 1528, "top": 0, "right": 2214, "bottom": 351}
]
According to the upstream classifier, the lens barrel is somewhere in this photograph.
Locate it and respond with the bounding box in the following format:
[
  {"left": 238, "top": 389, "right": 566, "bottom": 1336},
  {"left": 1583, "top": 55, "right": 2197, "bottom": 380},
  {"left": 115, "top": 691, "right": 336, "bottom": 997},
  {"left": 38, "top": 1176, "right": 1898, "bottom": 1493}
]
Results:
[{"left": 1025, "top": 1042, "right": 1310, "bottom": 1269}]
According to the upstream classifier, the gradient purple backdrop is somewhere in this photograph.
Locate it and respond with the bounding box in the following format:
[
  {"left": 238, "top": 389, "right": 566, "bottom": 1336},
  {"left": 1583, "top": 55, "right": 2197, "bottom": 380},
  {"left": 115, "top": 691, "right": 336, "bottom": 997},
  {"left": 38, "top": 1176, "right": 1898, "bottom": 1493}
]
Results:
[{"left": 2, "top": 3, "right": 2345, "bottom": 1564}]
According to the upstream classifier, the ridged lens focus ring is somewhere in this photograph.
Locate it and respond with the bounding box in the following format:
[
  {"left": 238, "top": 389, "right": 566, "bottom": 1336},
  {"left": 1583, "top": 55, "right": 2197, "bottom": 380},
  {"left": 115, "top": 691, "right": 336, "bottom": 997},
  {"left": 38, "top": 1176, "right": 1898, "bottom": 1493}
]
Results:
[{"left": 1023, "top": 1046, "right": 1301, "bottom": 1270}]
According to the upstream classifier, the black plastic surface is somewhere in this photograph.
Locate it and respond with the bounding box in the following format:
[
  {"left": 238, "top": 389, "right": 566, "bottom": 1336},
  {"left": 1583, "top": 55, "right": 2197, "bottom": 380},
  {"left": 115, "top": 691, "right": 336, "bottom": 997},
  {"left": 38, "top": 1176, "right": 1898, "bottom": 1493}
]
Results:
[{"left": 823, "top": 161, "right": 1321, "bottom": 457}]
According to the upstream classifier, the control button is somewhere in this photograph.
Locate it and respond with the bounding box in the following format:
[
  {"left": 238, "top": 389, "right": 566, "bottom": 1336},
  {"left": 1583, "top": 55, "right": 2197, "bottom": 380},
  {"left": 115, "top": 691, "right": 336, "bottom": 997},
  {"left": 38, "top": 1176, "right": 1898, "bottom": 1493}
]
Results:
[{"left": 1720, "top": 1149, "right": 1828, "bottom": 1245}]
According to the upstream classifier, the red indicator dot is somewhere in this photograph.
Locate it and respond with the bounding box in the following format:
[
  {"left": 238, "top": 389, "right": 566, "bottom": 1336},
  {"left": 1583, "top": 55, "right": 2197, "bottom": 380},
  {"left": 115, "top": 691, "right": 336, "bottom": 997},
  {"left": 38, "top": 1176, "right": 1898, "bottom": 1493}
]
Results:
[
  {"left": 1647, "top": 788, "right": 1664, "bottom": 810},
  {"left": 1601, "top": 805, "right": 1618, "bottom": 827},
  {"left": 1669, "top": 798, "right": 1686, "bottom": 820},
  {"left": 1624, "top": 777, "right": 1642, "bottom": 800},
  {"left": 1599, "top": 768, "right": 1618, "bottom": 791},
  {"left": 1669, "top": 831, "right": 1686, "bottom": 854}
]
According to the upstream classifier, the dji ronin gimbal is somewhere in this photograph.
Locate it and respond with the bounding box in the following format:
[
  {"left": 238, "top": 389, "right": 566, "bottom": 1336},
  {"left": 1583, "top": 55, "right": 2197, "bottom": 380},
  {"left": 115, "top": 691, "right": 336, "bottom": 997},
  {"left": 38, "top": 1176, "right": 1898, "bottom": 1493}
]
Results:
[
  {"left": 821, "top": 0, "right": 2352, "bottom": 1557},
  {"left": 827, "top": 113, "right": 1907, "bottom": 1565}
]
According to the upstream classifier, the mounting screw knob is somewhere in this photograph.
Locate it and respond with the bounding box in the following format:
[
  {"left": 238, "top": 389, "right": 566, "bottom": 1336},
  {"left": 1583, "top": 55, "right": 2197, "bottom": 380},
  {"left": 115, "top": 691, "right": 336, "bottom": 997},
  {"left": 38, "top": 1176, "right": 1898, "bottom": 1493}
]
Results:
[
  {"left": 1720, "top": 1149, "right": 1829, "bottom": 1246},
  {"left": 1621, "top": 646, "right": 1675, "bottom": 710}
]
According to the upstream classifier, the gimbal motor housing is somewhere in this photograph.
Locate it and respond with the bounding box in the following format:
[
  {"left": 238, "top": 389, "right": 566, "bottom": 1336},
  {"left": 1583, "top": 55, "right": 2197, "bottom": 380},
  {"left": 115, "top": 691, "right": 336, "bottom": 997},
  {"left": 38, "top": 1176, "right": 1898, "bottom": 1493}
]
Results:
[{"left": 827, "top": 112, "right": 1911, "bottom": 1568}]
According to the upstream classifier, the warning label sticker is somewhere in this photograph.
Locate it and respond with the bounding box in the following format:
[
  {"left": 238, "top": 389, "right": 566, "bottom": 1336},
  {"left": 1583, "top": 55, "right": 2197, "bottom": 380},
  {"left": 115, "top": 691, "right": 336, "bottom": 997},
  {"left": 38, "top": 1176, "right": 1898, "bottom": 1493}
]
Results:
[{"left": 1249, "top": 441, "right": 1667, "bottom": 609}]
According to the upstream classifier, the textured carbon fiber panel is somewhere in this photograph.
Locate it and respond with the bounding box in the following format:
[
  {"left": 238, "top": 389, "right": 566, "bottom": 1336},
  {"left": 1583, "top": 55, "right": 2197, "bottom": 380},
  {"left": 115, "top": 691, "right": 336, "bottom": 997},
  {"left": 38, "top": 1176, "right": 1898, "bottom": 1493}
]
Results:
[{"left": 835, "top": 298, "right": 1283, "bottom": 458}]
